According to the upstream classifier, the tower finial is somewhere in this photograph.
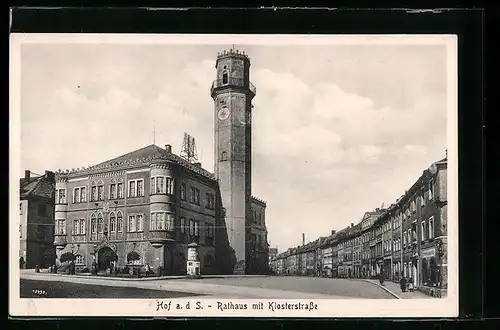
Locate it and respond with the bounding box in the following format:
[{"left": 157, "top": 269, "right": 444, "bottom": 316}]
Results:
[{"left": 153, "top": 120, "right": 156, "bottom": 145}]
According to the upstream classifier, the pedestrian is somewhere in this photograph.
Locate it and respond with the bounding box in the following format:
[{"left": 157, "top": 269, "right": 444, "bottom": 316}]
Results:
[
  {"left": 400, "top": 276, "right": 407, "bottom": 292},
  {"left": 379, "top": 272, "right": 384, "bottom": 285},
  {"left": 408, "top": 277, "right": 414, "bottom": 292}
]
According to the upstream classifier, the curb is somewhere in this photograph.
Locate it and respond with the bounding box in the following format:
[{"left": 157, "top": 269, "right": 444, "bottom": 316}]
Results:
[{"left": 355, "top": 279, "right": 401, "bottom": 299}]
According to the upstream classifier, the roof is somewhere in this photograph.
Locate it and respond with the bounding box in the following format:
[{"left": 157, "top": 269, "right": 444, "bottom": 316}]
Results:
[
  {"left": 20, "top": 174, "right": 55, "bottom": 200},
  {"left": 55, "top": 144, "right": 216, "bottom": 181}
]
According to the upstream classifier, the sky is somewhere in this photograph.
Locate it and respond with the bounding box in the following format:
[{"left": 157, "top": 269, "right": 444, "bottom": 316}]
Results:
[{"left": 18, "top": 37, "right": 449, "bottom": 252}]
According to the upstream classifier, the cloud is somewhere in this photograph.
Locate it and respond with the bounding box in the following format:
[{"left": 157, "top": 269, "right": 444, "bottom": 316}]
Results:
[{"left": 19, "top": 44, "right": 447, "bottom": 251}]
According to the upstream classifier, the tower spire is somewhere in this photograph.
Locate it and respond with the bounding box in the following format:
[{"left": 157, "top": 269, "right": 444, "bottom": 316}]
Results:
[{"left": 153, "top": 120, "right": 156, "bottom": 145}]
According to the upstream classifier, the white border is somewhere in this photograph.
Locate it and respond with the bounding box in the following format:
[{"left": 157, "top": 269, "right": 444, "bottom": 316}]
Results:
[{"left": 9, "top": 33, "right": 458, "bottom": 318}]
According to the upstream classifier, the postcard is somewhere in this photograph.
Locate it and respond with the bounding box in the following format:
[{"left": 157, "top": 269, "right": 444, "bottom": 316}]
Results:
[{"left": 10, "top": 33, "right": 458, "bottom": 318}]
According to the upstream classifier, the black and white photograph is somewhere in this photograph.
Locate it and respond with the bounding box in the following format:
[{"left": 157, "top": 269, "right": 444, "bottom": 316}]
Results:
[{"left": 10, "top": 34, "right": 458, "bottom": 317}]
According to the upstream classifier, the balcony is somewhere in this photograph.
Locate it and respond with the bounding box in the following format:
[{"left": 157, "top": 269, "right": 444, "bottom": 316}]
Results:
[
  {"left": 210, "top": 78, "right": 256, "bottom": 97},
  {"left": 148, "top": 230, "right": 175, "bottom": 247},
  {"left": 53, "top": 235, "right": 67, "bottom": 249}
]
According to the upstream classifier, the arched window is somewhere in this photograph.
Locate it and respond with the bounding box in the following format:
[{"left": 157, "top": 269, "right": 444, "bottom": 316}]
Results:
[
  {"left": 97, "top": 180, "right": 104, "bottom": 201},
  {"left": 90, "top": 181, "right": 97, "bottom": 201},
  {"left": 117, "top": 211, "right": 123, "bottom": 232},
  {"left": 109, "top": 212, "right": 116, "bottom": 232},
  {"left": 221, "top": 151, "right": 227, "bottom": 161},
  {"left": 222, "top": 70, "right": 228, "bottom": 84},
  {"left": 97, "top": 213, "right": 103, "bottom": 233},
  {"left": 422, "top": 258, "right": 428, "bottom": 285},
  {"left": 75, "top": 255, "right": 84, "bottom": 265},
  {"left": 90, "top": 213, "right": 97, "bottom": 234},
  {"left": 127, "top": 251, "right": 142, "bottom": 265}
]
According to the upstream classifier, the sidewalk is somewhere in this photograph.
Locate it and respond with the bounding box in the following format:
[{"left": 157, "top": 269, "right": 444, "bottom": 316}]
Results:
[
  {"left": 20, "top": 273, "right": 347, "bottom": 299},
  {"left": 360, "top": 279, "right": 430, "bottom": 299},
  {"left": 19, "top": 269, "right": 268, "bottom": 281}
]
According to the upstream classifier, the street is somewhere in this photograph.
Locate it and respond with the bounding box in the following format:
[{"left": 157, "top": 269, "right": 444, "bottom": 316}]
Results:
[
  {"left": 20, "top": 279, "right": 203, "bottom": 299},
  {"left": 173, "top": 276, "right": 396, "bottom": 299},
  {"left": 20, "top": 273, "right": 397, "bottom": 299}
]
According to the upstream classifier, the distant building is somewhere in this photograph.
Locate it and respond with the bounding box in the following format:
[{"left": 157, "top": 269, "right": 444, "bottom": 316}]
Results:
[
  {"left": 268, "top": 247, "right": 278, "bottom": 266},
  {"left": 19, "top": 170, "right": 56, "bottom": 269},
  {"left": 273, "top": 152, "right": 448, "bottom": 297}
]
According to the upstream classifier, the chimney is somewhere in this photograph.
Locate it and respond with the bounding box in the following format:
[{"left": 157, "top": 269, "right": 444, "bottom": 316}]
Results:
[
  {"left": 193, "top": 162, "right": 202, "bottom": 168},
  {"left": 24, "top": 170, "right": 30, "bottom": 181},
  {"left": 165, "top": 144, "right": 172, "bottom": 153},
  {"left": 331, "top": 230, "right": 336, "bottom": 235},
  {"left": 302, "top": 233, "right": 305, "bottom": 246},
  {"left": 351, "top": 223, "right": 354, "bottom": 228}
]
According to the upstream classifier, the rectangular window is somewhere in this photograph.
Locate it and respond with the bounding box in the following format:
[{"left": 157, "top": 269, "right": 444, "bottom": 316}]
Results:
[
  {"left": 129, "top": 181, "right": 136, "bottom": 197},
  {"left": 150, "top": 213, "right": 157, "bottom": 231},
  {"left": 73, "top": 187, "right": 80, "bottom": 203},
  {"left": 165, "top": 214, "right": 174, "bottom": 231},
  {"left": 110, "top": 184, "right": 117, "bottom": 199},
  {"left": 81, "top": 187, "right": 87, "bottom": 202},
  {"left": 137, "top": 180, "right": 144, "bottom": 197},
  {"left": 166, "top": 178, "right": 174, "bottom": 195},
  {"left": 128, "top": 180, "right": 144, "bottom": 198},
  {"left": 190, "top": 187, "right": 200, "bottom": 205},
  {"left": 157, "top": 213, "right": 164, "bottom": 230},
  {"left": 98, "top": 184, "right": 104, "bottom": 201},
  {"left": 194, "top": 221, "right": 199, "bottom": 236},
  {"left": 180, "top": 183, "right": 186, "bottom": 201},
  {"left": 180, "top": 217, "right": 186, "bottom": 233},
  {"left": 73, "top": 220, "right": 79, "bottom": 235},
  {"left": 136, "top": 214, "right": 143, "bottom": 232},
  {"left": 428, "top": 216, "right": 434, "bottom": 239},
  {"left": 91, "top": 186, "right": 97, "bottom": 201},
  {"left": 189, "top": 219, "right": 194, "bottom": 235},
  {"left": 56, "top": 219, "right": 66, "bottom": 235},
  {"left": 56, "top": 189, "right": 67, "bottom": 204},
  {"left": 157, "top": 177, "right": 164, "bottom": 193},
  {"left": 151, "top": 177, "right": 156, "bottom": 194},
  {"left": 421, "top": 221, "right": 427, "bottom": 241},
  {"left": 128, "top": 215, "right": 136, "bottom": 232}
]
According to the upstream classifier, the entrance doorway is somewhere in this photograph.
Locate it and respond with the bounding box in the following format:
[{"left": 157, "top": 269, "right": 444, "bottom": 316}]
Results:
[{"left": 98, "top": 246, "right": 118, "bottom": 271}]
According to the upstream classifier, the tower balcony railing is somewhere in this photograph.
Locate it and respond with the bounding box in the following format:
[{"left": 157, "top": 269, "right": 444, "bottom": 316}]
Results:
[{"left": 211, "top": 78, "right": 256, "bottom": 96}]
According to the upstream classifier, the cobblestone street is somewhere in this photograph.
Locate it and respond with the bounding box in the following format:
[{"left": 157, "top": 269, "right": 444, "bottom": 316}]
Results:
[{"left": 18, "top": 273, "right": 419, "bottom": 299}]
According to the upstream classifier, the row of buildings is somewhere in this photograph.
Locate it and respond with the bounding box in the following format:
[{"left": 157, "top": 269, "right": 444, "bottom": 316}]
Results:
[
  {"left": 17, "top": 48, "right": 271, "bottom": 275},
  {"left": 269, "top": 153, "right": 448, "bottom": 297}
]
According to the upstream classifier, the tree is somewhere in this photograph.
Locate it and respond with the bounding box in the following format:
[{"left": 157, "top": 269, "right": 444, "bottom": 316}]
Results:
[{"left": 60, "top": 252, "right": 75, "bottom": 263}]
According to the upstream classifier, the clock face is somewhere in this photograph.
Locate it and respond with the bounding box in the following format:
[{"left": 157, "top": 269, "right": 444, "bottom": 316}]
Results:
[{"left": 218, "top": 107, "right": 230, "bottom": 120}]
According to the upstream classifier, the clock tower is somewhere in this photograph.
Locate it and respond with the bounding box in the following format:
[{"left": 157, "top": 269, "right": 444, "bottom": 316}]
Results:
[{"left": 211, "top": 48, "right": 256, "bottom": 274}]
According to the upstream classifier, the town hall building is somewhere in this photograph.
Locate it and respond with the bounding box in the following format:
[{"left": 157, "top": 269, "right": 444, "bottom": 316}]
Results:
[{"left": 52, "top": 49, "right": 269, "bottom": 275}]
